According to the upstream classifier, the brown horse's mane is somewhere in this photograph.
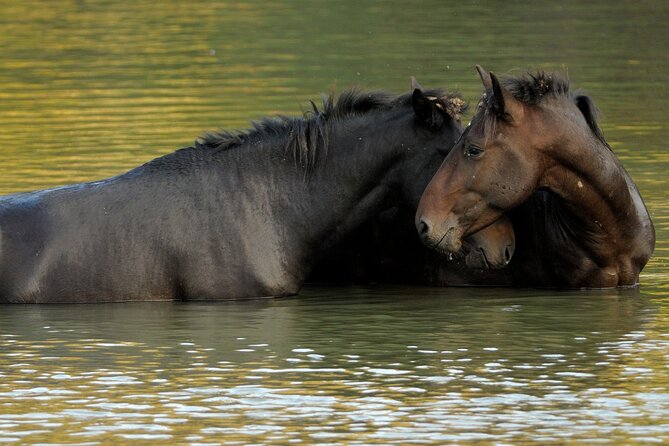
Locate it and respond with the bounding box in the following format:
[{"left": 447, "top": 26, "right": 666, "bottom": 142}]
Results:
[
  {"left": 503, "top": 71, "right": 571, "bottom": 105},
  {"left": 481, "top": 71, "right": 608, "bottom": 147},
  {"left": 195, "top": 88, "right": 465, "bottom": 170}
]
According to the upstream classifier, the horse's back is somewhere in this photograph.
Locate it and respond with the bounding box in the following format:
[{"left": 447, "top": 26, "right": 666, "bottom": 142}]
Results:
[
  {"left": 0, "top": 180, "right": 179, "bottom": 302},
  {"left": 0, "top": 193, "right": 50, "bottom": 302},
  {"left": 0, "top": 171, "right": 300, "bottom": 302}
]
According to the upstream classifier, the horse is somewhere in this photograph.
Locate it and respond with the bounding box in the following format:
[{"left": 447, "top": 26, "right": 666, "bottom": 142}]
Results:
[
  {"left": 416, "top": 66, "right": 655, "bottom": 288},
  {"left": 0, "top": 79, "right": 515, "bottom": 303}
]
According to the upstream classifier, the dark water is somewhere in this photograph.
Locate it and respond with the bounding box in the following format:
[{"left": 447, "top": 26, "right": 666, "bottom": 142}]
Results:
[{"left": 0, "top": 0, "right": 668, "bottom": 444}]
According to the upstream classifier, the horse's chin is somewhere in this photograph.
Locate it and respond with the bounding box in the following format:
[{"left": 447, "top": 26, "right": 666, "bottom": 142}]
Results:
[
  {"left": 464, "top": 247, "right": 507, "bottom": 270},
  {"left": 464, "top": 247, "right": 490, "bottom": 269}
]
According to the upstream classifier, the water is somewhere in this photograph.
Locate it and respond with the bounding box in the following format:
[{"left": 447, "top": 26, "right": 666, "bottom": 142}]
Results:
[
  {"left": 2, "top": 288, "right": 667, "bottom": 444},
  {"left": 0, "top": 0, "right": 668, "bottom": 444}
]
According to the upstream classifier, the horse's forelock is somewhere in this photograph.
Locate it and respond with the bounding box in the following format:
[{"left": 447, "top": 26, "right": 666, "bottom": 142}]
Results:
[
  {"left": 471, "top": 91, "right": 498, "bottom": 143},
  {"left": 442, "top": 94, "right": 468, "bottom": 122}
]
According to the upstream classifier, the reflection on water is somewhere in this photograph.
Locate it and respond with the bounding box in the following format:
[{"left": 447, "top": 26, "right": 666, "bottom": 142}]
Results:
[
  {"left": 0, "top": 0, "right": 668, "bottom": 444},
  {"left": 1, "top": 287, "right": 668, "bottom": 444}
]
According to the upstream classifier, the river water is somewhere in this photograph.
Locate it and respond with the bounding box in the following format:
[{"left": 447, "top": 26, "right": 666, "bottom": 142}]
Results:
[{"left": 0, "top": 1, "right": 668, "bottom": 444}]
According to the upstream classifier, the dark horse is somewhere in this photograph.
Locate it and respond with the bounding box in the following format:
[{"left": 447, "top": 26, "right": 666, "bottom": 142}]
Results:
[
  {"left": 309, "top": 206, "right": 515, "bottom": 286},
  {"left": 0, "top": 80, "right": 514, "bottom": 303},
  {"left": 416, "top": 66, "right": 655, "bottom": 288}
]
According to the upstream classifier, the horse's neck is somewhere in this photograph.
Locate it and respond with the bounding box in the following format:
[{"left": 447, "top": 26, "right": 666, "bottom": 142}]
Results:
[
  {"left": 539, "top": 135, "right": 654, "bottom": 282},
  {"left": 261, "top": 115, "right": 407, "bottom": 274},
  {"left": 301, "top": 120, "right": 404, "bottom": 241},
  {"left": 546, "top": 147, "right": 622, "bottom": 220}
]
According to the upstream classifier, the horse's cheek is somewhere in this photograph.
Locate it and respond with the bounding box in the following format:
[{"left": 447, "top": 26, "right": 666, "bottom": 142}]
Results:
[{"left": 498, "top": 151, "right": 536, "bottom": 203}]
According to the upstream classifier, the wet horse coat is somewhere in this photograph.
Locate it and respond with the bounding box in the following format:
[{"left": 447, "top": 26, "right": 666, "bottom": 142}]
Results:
[
  {"left": 416, "top": 66, "right": 655, "bottom": 288},
  {"left": 0, "top": 83, "right": 512, "bottom": 302}
]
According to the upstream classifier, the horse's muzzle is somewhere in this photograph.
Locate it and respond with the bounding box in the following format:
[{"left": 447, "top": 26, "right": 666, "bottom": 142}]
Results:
[{"left": 416, "top": 215, "right": 463, "bottom": 253}]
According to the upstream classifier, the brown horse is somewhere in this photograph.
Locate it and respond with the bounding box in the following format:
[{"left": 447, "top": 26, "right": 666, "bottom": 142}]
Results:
[{"left": 416, "top": 66, "right": 655, "bottom": 288}]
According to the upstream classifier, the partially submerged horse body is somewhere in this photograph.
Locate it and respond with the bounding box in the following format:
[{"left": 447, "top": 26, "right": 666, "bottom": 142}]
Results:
[
  {"left": 0, "top": 81, "right": 514, "bottom": 303},
  {"left": 309, "top": 205, "right": 515, "bottom": 286},
  {"left": 416, "top": 66, "right": 655, "bottom": 288}
]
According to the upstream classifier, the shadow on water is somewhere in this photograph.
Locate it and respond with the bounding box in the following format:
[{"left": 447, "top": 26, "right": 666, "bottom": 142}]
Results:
[{"left": 0, "top": 285, "right": 654, "bottom": 365}]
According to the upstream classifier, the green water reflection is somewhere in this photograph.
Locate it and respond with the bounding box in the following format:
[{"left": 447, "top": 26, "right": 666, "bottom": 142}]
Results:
[
  {"left": 1, "top": 287, "right": 668, "bottom": 444},
  {"left": 0, "top": 0, "right": 668, "bottom": 444}
]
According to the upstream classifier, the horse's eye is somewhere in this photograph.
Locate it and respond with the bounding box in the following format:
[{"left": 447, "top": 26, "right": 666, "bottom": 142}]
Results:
[{"left": 464, "top": 145, "right": 484, "bottom": 159}]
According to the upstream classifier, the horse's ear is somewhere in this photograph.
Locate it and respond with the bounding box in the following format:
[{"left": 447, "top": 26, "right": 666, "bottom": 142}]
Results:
[
  {"left": 475, "top": 65, "right": 492, "bottom": 90},
  {"left": 575, "top": 94, "right": 607, "bottom": 143},
  {"left": 490, "top": 72, "right": 523, "bottom": 122},
  {"left": 412, "top": 88, "right": 444, "bottom": 128},
  {"left": 411, "top": 76, "right": 424, "bottom": 91}
]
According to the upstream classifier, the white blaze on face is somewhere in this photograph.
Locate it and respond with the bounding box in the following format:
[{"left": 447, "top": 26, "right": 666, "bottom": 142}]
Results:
[{"left": 577, "top": 180, "right": 584, "bottom": 189}]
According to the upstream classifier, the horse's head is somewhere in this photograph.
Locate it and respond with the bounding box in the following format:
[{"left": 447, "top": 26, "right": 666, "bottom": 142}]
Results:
[
  {"left": 404, "top": 77, "right": 516, "bottom": 269},
  {"left": 462, "top": 215, "right": 515, "bottom": 269},
  {"left": 398, "top": 77, "right": 468, "bottom": 207},
  {"left": 416, "top": 66, "right": 656, "bottom": 286},
  {"left": 415, "top": 65, "right": 545, "bottom": 253}
]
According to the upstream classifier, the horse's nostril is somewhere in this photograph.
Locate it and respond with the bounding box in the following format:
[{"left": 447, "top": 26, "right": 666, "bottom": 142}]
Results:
[
  {"left": 505, "top": 246, "right": 512, "bottom": 263},
  {"left": 418, "top": 218, "right": 430, "bottom": 238}
]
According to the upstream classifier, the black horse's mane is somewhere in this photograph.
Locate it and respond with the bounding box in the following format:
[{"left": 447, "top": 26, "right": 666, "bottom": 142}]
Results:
[{"left": 194, "top": 88, "right": 462, "bottom": 170}]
